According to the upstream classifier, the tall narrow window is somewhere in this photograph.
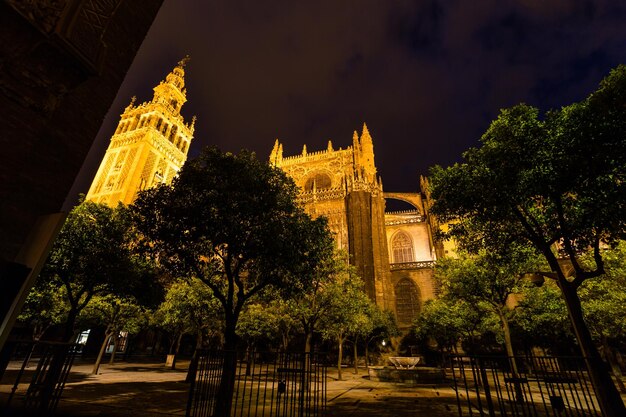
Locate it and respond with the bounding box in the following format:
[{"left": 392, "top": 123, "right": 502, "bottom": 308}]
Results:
[
  {"left": 395, "top": 278, "right": 420, "bottom": 324},
  {"left": 391, "top": 231, "right": 414, "bottom": 263}
]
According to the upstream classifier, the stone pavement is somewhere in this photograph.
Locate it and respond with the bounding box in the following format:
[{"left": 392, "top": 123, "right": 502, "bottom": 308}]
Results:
[{"left": 1, "top": 358, "right": 460, "bottom": 416}]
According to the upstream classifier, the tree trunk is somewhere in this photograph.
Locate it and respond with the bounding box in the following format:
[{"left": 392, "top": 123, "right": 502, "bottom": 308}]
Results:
[
  {"left": 168, "top": 332, "right": 183, "bottom": 370},
  {"left": 337, "top": 335, "right": 343, "bottom": 381},
  {"left": 282, "top": 332, "right": 289, "bottom": 352},
  {"left": 186, "top": 329, "right": 204, "bottom": 383},
  {"left": 245, "top": 342, "right": 253, "bottom": 376},
  {"left": 64, "top": 308, "right": 79, "bottom": 342},
  {"left": 497, "top": 308, "right": 519, "bottom": 376},
  {"left": 353, "top": 340, "right": 358, "bottom": 374},
  {"left": 93, "top": 332, "right": 112, "bottom": 375},
  {"left": 109, "top": 333, "right": 118, "bottom": 364},
  {"left": 365, "top": 343, "right": 369, "bottom": 367},
  {"left": 304, "top": 331, "right": 313, "bottom": 354},
  {"left": 496, "top": 307, "right": 523, "bottom": 402},
  {"left": 214, "top": 321, "right": 238, "bottom": 417},
  {"left": 560, "top": 282, "right": 626, "bottom": 417}
]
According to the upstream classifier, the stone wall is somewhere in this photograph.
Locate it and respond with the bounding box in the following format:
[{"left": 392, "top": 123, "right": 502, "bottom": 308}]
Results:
[{"left": 1, "top": 0, "right": 163, "bottom": 262}]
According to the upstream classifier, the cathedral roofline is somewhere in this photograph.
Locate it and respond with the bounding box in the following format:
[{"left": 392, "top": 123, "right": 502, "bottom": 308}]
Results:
[{"left": 271, "top": 122, "right": 373, "bottom": 167}]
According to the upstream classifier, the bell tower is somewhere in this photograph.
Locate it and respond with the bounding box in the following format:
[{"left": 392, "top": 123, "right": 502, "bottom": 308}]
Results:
[{"left": 86, "top": 57, "right": 195, "bottom": 206}]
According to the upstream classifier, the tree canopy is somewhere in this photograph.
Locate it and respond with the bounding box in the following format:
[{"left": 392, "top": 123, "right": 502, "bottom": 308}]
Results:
[
  {"left": 131, "top": 147, "right": 334, "bottom": 350},
  {"left": 37, "top": 200, "right": 143, "bottom": 340},
  {"left": 428, "top": 65, "right": 626, "bottom": 416},
  {"left": 131, "top": 146, "right": 334, "bottom": 416}
]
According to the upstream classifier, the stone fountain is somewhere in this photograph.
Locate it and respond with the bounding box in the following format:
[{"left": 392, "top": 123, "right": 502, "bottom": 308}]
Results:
[{"left": 367, "top": 356, "right": 445, "bottom": 385}]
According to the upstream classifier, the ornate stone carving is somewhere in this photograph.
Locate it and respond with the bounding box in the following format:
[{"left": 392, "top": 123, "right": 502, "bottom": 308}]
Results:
[
  {"left": 390, "top": 261, "right": 436, "bottom": 270},
  {"left": 6, "top": 0, "right": 68, "bottom": 33},
  {"left": 86, "top": 60, "right": 194, "bottom": 206}
]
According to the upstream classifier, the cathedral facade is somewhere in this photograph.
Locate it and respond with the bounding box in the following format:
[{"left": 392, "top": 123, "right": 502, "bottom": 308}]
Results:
[
  {"left": 87, "top": 59, "right": 441, "bottom": 328},
  {"left": 271, "top": 125, "right": 442, "bottom": 327}
]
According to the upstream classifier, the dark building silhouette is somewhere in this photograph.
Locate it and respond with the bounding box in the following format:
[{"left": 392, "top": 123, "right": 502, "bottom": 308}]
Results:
[{"left": 0, "top": 0, "right": 164, "bottom": 352}]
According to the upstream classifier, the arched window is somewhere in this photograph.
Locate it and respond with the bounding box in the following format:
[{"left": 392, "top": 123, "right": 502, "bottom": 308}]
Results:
[
  {"left": 395, "top": 278, "right": 420, "bottom": 324},
  {"left": 130, "top": 116, "right": 139, "bottom": 130},
  {"left": 304, "top": 173, "right": 332, "bottom": 191},
  {"left": 391, "top": 231, "right": 414, "bottom": 263},
  {"left": 169, "top": 125, "right": 178, "bottom": 142}
]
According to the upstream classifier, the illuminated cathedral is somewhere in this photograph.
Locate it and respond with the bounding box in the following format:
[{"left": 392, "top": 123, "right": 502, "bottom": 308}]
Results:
[
  {"left": 270, "top": 126, "right": 448, "bottom": 327},
  {"left": 88, "top": 59, "right": 446, "bottom": 327}
]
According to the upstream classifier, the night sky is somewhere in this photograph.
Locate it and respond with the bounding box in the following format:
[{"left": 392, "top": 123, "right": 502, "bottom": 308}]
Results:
[{"left": 65, "top": 0, "right": 626, "bottom": 208}]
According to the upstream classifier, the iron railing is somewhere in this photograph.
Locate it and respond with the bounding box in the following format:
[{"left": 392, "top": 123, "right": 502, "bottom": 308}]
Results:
[
  {"left": 187, "top": 350, "right": 327, "bottom": 417},
  {"left": 1, "top": 340, "right": 80, "bottom": 414},
  {"left": 449, "top": 355, "right": 603, "bottom": 417}
]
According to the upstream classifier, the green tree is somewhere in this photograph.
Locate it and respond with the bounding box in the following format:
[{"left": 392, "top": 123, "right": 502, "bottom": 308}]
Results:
[
  {"left": 345, "top": 302, "right": 375, "bottom": 375},
  {"left": 286, "top": 250, "right": 349, "bottom": 355},
  {"left": 363, "top": 308, "right": 399, "bottom": 367},
  {"left": 318, "top": 264, "right": 371, "bottom": 381},
  {"left": 511, "top": 282, "right": 573, "bottom": 352},
  {"left": 237, "top": 303, "right": 282, "bottom": 375},
  {"left": 153, "top": 278, "right": 222, "bottom": 371},
  {"left": 79, "top": 294, "right": 145, "bottom": 375},
  {"left": 131, "top": 147, "right": 334, "bottom": 416},
  {"left": 578, "top": 256, "right": 626, "bottom": 393},
  {"left": 267, "top": 298, "right": 300, "bottom": 351},
  {"left": 429, "top": 66, "right": 626, "bottom": 415},
  {"left": 38, "top": 201, "right": 141, "bottom": 340},
  {"left": 18, "top": 282, "right": 69, "bottom": 341},
  {"left": 413, "top": 298, "right": 482, "bottom": 357},
  {"left": 237, "top": 303, "right": 281, "bottom": 350},
  {"left": 435, "top": 247, "right": 537, "bottom": 371}
]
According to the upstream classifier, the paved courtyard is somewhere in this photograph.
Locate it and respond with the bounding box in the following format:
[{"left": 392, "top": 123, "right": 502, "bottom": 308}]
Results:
[{"left": 1, "top": 358, "right": 460, "bottom": 416}]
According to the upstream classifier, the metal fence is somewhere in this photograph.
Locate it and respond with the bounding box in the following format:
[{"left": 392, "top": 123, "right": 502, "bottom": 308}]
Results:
[
  {"left": 187, "top": 350, "right": 327, "bottom": 417},
  {"left": 1, "top": 341, "right": 80, "bottom": 414},
  {"left": 449, "top": 355, "right": 603, "bottom": 417}
]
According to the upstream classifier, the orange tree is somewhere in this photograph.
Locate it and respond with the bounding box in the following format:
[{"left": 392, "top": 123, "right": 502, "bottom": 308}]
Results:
[
  {"left": 429, "top": 66, "right": 626, "bottom": 416},
  {"left": 131, "top": 146, "right": 333, "bottom": 416},
  {"left": 37, "top": 201, "right": 146, "bottom": 341}
]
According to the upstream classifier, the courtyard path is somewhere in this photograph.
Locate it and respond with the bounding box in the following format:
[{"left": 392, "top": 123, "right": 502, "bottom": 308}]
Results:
[{"left": 2, "top": 359, "right": 459, "bottom": 416}]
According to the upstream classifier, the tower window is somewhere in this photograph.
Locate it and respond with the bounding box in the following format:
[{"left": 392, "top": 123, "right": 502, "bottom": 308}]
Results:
[
  {"left": 169, "top": 126, "right": 178, "bottom": 142},
  {"left": 391, "top": 231, "right": 414, "bottom": 263},
  {"left": 395, "top": 278, "right": 420, "bottom": 324}
]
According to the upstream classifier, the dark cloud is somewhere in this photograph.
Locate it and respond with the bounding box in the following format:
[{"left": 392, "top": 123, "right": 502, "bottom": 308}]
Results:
[{"left": 66, "top": 0, "right": 626, "bottom": 207}]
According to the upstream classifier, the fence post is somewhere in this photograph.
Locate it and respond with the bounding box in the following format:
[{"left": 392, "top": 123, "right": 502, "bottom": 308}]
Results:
[{"left": 477, "top": 357, "right": 496, "bottom": 417}]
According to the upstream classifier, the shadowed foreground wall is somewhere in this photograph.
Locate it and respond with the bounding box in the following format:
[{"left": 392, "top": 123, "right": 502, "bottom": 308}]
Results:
[{"left": 0, "top": 0, "right": 163, "bottom": 348}]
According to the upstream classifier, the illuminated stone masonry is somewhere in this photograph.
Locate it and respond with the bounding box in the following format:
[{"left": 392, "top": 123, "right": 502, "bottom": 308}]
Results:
[
  {"left": 86, "top": 58, "right": 195, "bottom": 206},
  {"left": 271, "top": 125, "right": 442, "bottom": 327},
  {"left": 85, "top": 57, "right": 442, "bottom": 327}
]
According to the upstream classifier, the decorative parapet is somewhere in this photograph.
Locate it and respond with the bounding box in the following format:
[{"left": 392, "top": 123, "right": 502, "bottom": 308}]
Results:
[
  {"left": 386, "top": 210, "right": 421, "bottom": 216},
  {"left": 297, "top": 187, "right": 346, "bottom": 203},
  {"left": 281, "top": 147, "right": 352, "bottom": 166},
  {"left": 390, "top": 261, "right": 436, "bottom": 270},
  {"left": 385, "top": 216, "right": 425, "bottom": 226}
]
